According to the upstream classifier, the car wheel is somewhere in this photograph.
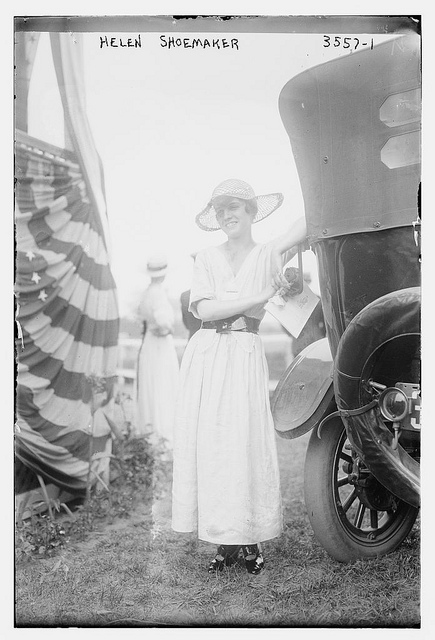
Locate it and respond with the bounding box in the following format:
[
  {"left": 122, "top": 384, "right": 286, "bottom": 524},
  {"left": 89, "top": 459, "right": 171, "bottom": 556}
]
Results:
[{"left": 304, "top": 417, "right": 419, "bottom": 562}]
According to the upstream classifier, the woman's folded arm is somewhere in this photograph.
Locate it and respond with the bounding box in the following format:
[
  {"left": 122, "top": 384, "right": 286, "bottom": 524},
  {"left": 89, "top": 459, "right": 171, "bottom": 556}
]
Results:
[{"left": 196, "top": 286, "right": 275, "bottom": 322}]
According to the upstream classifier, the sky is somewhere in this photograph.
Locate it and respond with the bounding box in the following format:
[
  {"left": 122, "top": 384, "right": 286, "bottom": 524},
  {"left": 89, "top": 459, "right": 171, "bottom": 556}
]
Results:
[{"left": 27, "top": 21, "right": 396, "bottom": 317}]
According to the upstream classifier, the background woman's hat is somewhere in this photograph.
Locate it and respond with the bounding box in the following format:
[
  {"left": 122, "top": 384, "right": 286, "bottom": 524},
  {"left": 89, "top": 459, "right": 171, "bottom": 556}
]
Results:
[
  {"left": 195, "top": 179, "right": 284, "bottom": 231},
  {"left": 147, "top": 254, "right": 168, "bottom": 278}
]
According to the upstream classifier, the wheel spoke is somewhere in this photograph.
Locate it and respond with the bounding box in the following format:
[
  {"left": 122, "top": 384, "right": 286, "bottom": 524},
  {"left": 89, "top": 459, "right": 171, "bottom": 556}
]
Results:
[
  {"left": 342, "top": 489, "right": 358, "bottom": 512},
  {"left": 337, "top": 476, "right": 349, "bottom": 487},
  {"left": 339, "top": 452, "right": 352, "bottom": 464},
  {"left": 354, "top": 502, "right": 366, "bottom": 528},
  {"left": 370, "top": 509, "right": 379, "bottom": 529}
]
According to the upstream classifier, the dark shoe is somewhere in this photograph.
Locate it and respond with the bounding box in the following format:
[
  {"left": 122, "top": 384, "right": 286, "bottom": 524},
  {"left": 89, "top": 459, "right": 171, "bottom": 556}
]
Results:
[
  {"left": 208, "top": 545, "right": 240, "bottom": 573},
  {"left": 242, "top": 544, "right": 265, "bottom": 575}
]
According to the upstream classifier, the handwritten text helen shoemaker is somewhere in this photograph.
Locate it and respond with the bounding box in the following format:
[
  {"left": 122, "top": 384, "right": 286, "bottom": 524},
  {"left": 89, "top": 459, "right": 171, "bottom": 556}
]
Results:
[{"left": 99, "top": 34, "right": 240, "bottom": 50}]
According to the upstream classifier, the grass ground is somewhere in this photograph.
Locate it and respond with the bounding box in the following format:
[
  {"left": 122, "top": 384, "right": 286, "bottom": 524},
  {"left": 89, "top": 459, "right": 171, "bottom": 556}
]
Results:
[{"left": 14, "top": 430, "right": 420, "bottom": 628}]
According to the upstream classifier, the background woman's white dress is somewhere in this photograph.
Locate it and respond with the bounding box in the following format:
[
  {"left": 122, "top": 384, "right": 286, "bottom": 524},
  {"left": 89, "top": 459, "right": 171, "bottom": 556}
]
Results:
[
  {"left": 172, "top": 243, "right": 283, "bottom": 544},
  {"left": 136, "top": 282, "right": 179, "bottom": 446}
]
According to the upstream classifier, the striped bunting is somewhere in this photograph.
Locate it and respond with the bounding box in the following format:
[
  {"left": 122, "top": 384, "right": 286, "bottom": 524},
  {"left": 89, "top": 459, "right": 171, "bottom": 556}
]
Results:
[{"left": 15, "top": 138, "right": 120, "bottom": 494}]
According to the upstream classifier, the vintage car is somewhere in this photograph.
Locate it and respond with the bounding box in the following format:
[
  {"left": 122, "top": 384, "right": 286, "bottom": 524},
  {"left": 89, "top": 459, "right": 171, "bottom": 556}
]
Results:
[{"left": 272, "top": 33, "right": 421, "bottom": 562}]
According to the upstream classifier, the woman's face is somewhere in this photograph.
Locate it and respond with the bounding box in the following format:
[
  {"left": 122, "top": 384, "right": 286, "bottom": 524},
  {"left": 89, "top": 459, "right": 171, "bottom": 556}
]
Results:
[{"left": 214, "top": 197, "right": 254, "bottom": 238}]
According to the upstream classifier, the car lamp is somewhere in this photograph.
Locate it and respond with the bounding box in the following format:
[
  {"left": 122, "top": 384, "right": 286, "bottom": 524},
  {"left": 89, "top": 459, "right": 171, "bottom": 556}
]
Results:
[{"left": 378, "top": 387, "right": 409, "bottom": 422}]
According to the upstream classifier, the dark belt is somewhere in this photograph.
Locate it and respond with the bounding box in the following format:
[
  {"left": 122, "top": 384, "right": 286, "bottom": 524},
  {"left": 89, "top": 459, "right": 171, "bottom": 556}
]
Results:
[{"left": 201, "top": 314, "right": 260, "bottom": 334}]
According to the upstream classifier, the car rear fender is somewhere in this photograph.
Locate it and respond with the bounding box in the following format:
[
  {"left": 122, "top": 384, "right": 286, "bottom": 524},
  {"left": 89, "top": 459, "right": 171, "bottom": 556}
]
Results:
[
  {"left": 272, "top": 338, "right": 334, "bottom": 440},
  {"left": 334, "top": 287, "right": 420, "bottom": 507}
]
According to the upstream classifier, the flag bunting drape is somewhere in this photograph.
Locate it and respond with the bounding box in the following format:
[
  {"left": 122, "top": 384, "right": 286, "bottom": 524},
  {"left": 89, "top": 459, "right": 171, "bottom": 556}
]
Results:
[{"left": 15, "top": 134, "right": 119, "bottom": 494}]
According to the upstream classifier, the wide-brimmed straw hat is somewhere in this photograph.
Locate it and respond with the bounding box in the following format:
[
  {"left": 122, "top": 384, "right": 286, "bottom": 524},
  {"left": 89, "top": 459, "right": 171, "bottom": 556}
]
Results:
[
  {"left": 147, "top": 254, "right": 168, "bottom": 278},
  {"left": 195, "top": 179, "right": 284, "bottom": 232}
]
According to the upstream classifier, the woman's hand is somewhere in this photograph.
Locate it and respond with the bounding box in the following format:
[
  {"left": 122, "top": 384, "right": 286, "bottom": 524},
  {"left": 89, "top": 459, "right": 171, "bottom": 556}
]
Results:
[
  {"left": 258, "top": 282, "right": 279, "bottom": 305},
  {"left": 270, "top": 246, "right": 291, "bottom": 292}
]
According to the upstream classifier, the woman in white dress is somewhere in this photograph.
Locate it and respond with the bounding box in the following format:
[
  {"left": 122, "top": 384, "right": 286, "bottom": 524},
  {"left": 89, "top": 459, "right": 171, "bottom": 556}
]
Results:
[
  {"left": 171, "top": 179, "right": 307, "bottom": 574},
  {"left": 136, "top": 256, "right": 179, "bottom": 447}
]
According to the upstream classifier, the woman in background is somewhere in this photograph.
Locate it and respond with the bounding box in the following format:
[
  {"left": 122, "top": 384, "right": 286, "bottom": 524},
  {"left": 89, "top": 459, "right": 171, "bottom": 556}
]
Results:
[
  {"left": 171, "top": 179, "right": 306, "bottom": 574},
  {"left": 136, "top": 255, "right": 179, "bottom": 449}
]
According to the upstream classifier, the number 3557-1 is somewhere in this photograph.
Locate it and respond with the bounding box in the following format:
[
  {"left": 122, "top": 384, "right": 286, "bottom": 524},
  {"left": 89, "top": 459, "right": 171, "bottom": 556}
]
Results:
[{"left": 323, "top": 36, "right": 374, "bottom": 50}]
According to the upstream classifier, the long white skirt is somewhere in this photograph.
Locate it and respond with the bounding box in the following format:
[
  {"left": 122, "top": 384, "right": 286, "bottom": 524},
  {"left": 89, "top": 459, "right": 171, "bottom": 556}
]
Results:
[
  {"left": 171, "top": 328, "right": 283, "bottom": 544},
  {"left": 136, "top": 332, "right": 179, "bottom": 446}
]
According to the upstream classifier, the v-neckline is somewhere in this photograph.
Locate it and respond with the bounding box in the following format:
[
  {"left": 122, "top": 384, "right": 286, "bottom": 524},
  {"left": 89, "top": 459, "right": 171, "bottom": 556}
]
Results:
[{"left": 215, "top": 243, "right": 259, "bottom": 278}]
